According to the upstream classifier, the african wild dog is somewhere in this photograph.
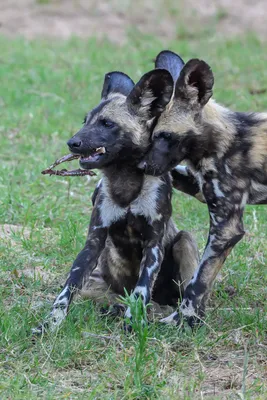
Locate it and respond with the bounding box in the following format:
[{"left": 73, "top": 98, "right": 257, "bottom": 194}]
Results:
[
  {"left": 138, "top": 50, "right": 267, "bottom": 326},
  {"left": 33, "top": 69, "right": 200, "bottom": 334}
]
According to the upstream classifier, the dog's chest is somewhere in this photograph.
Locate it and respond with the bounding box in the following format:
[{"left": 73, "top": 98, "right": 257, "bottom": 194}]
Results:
[
  {"left": 99, "top": 175, "right": 163, "bottom": 227},
  {"left": 108, "top": 213, "right": 148, "bottom": 245}
]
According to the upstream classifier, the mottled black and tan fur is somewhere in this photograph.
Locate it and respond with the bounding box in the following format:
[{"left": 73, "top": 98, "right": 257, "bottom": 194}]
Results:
[
  {"left": 139, "top": 50, "right": 267, "bottom": 326},
  {"left": 33, "top": 68, "right": 199, "bottom": 334}
]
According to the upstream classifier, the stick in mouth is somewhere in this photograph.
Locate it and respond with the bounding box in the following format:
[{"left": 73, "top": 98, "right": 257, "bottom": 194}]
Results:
[{"left": 41, "top": 154, "right": 96, "bottom": 177}]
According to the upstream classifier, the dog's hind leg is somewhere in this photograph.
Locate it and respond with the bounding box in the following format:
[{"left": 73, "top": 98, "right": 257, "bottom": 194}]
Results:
[
  {"left": 81, "top": 266, "right": 124, "bottom": 316},
  {"left": 160, "top": 230, "right": 199, "bottom": 325},
  {"left": 172, "top": 230, "right": 200, "bottom": 290}
]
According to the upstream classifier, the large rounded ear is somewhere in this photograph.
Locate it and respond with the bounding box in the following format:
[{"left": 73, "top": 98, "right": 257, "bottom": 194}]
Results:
[
  {"left": 155, "top": 50, "right": 185, "bottom": 83},
  {"left": 101, "top": 71, "right": 135, "bottom": 99},
  {"left": 126, "top": 69, "right": 173, "bottom": 119},
  {"left": 175, "top": 59, "right": 214, "bottom": 106}
]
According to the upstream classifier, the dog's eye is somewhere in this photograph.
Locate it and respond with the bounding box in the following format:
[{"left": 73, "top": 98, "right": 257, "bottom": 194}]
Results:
[
  {"left": 101, "top": 118, "right": 115, "bottom": 128},
  {"left": 154, "top": 131, "right": 171, "bottom": 140},
  {"left": 161, "top": 132, "right": 171, "bottom": 139}
]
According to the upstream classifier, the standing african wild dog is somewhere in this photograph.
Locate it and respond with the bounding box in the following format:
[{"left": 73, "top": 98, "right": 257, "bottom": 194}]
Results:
[
  {"left": 33, "top": 68, "right": 200, "bottom": 334},
  {"left": 138, "top": 50, "right": 267, "bottom": 326}
]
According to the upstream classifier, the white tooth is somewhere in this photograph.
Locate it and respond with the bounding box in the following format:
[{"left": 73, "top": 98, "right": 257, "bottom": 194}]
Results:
[{"left": 95, "top": 147, "right": 106, "bottom": 154}]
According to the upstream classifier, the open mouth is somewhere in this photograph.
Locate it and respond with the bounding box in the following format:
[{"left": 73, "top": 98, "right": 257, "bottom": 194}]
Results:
[{"left": 80, "top": 147, "right": 106, "bottom": 163}]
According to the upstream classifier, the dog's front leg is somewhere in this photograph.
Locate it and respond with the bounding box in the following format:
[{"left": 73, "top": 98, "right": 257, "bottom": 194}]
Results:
[
  {"left": 124, "top": 241, "right": 164, "bottom": 323},
  {"left": 171, "top": 165, "right": 205, "bottom": 203},
  {"left": 33, "top": 203, "right": 107, "bottom": 335}
]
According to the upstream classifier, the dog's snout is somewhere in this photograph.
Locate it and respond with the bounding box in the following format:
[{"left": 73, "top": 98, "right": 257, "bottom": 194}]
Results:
[
  {"left": 137, "top": 160, "right": 147, "bottom": 170},
  {"left": 67, "top": 138, "right": 82, "bottom": 150}
]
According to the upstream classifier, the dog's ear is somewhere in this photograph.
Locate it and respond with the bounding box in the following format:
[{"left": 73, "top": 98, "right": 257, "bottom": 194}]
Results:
[
  {"left": 175, "top": 59, "right": 214, "bottom": 106},
  {"left": 155, "top": 50, "right": 185, "bottom": 83},
  {"left": 101, "top": 72, "right": 135, "bottom": 99},
  {"left": 126, "top": 69, "right": 173, "bottom": 119}
]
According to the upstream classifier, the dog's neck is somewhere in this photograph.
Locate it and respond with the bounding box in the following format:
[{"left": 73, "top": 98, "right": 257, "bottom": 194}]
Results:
[
  {"left": 201, "top": 99, "right": 237, "bottom": 154},
  {"left": 183, "top": 100, "right": 237, "bottom": 169},
  {"left": 102, "top": 163, "right": 145, "bottom": 207}
]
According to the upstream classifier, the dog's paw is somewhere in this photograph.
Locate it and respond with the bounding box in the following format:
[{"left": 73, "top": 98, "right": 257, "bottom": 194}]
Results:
[
  {"left": 160, "top": 310, "right": 181, "bottom": 326},
  {"left": 31, "top": 321, "right": 49, "bottom": 342},
  {"left": 31, "top": 324, "right": 45, "bottom": 336},
  {"left": 160, "top": 310, "right": 204, "bottom": 331},
  {"left": 31, "top": 305, "right": 67, "bottom": 340}
]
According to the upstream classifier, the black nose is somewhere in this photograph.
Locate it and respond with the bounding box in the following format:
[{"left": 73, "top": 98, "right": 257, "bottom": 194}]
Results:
[
  {"left": 137, "top": 160, "right": 147, "bottom": 170},
  {"left": 67, "top": 138, "right": 82, "bottom": 150}
]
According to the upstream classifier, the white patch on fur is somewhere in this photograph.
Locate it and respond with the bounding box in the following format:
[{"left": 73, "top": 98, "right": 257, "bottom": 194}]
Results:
[
  {"left": 71, "top": 266, "right": 80, "bottom": 272},
  {"left": 99, "top": 178, "right": 127, "bottom": 227},
  {"left": 124, "top": 307, "right": 132, "bottom": 319},
  {"left": 96, "top": 178, "right": 103, "bottom": 188},
  {"left": 241, "top": 192, "right": 248, "bottom": 209},
  {"left": 147, "top": 246, "right": 160, "bottom": 277},
  {"left": 160, "top": 311, "right": 179, "bottom": 325},
  {"left": 54, "top": 285, "right": 69, "bottom": 306},
  {"left": 210, "top": 212, "right": 217, "bottom": 225},
  {"left": 180, "top": 299, "right": 196, "bottom": 317},
  {"left": 191, "top": 234, "right": 216, "bottom": 284},
  {"left": 31, "top": 326, "right": 43, "bottom": 335},
  {"left": 45, "top": 286, "right": 71, "bottom": 331},
  {"left": 225, "top": 164, "right": 232, "bottom": 175},
  {"left": 50, "top": 307, "right": 68, "bottom": 331},
  {"left": 195, "top": 171, "right": 204, "bottom": 191},
  {"left": 140, "top": 89, "right": 157, "bottom": 110},
  {"left": 93, "top": 225, "right": 103, "bottom": 231},
  {"left": 174, "top": 165, "right": 189, "bottom": 176},
  {"left": 131, "top": 176, "right": 163, "bottom": 222},
  {"left": 141, "top": 95, "right": 157, "bottom": 107},
  {"left": 212, "top": 179, "right": 225, "bottom": 197},
  {"left": 133, "top": 285, "right": 148, "bottom": 301}
]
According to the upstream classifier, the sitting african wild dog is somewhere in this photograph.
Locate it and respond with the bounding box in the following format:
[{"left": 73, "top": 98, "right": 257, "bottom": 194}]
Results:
[
  {"left": 33, "top": 68, "right": 200, "bottom": 334},
  {"left": 138, "top": 50, "right": 267, "bottom": 326}
]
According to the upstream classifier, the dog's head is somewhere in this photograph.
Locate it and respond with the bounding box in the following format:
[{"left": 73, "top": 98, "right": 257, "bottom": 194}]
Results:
[
  {"left": 67, "top": 69, "right": 173, "bottom": 170},
  {"left": 139, "top": 51, "right": 214, "bottom": 176}
]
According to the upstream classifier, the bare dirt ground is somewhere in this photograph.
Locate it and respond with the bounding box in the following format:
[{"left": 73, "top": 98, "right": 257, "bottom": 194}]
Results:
[{"left": 0, "top": 0, "right": 267, "bottom": 43}]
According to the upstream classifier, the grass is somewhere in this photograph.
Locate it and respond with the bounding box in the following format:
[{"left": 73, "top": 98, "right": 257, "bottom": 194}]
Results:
[
  {"left": 0, "top": 30, "right": 266, "bottom": 399},
  {"left": 121, "top": 293, "right": 153, "bottom": 397}
]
